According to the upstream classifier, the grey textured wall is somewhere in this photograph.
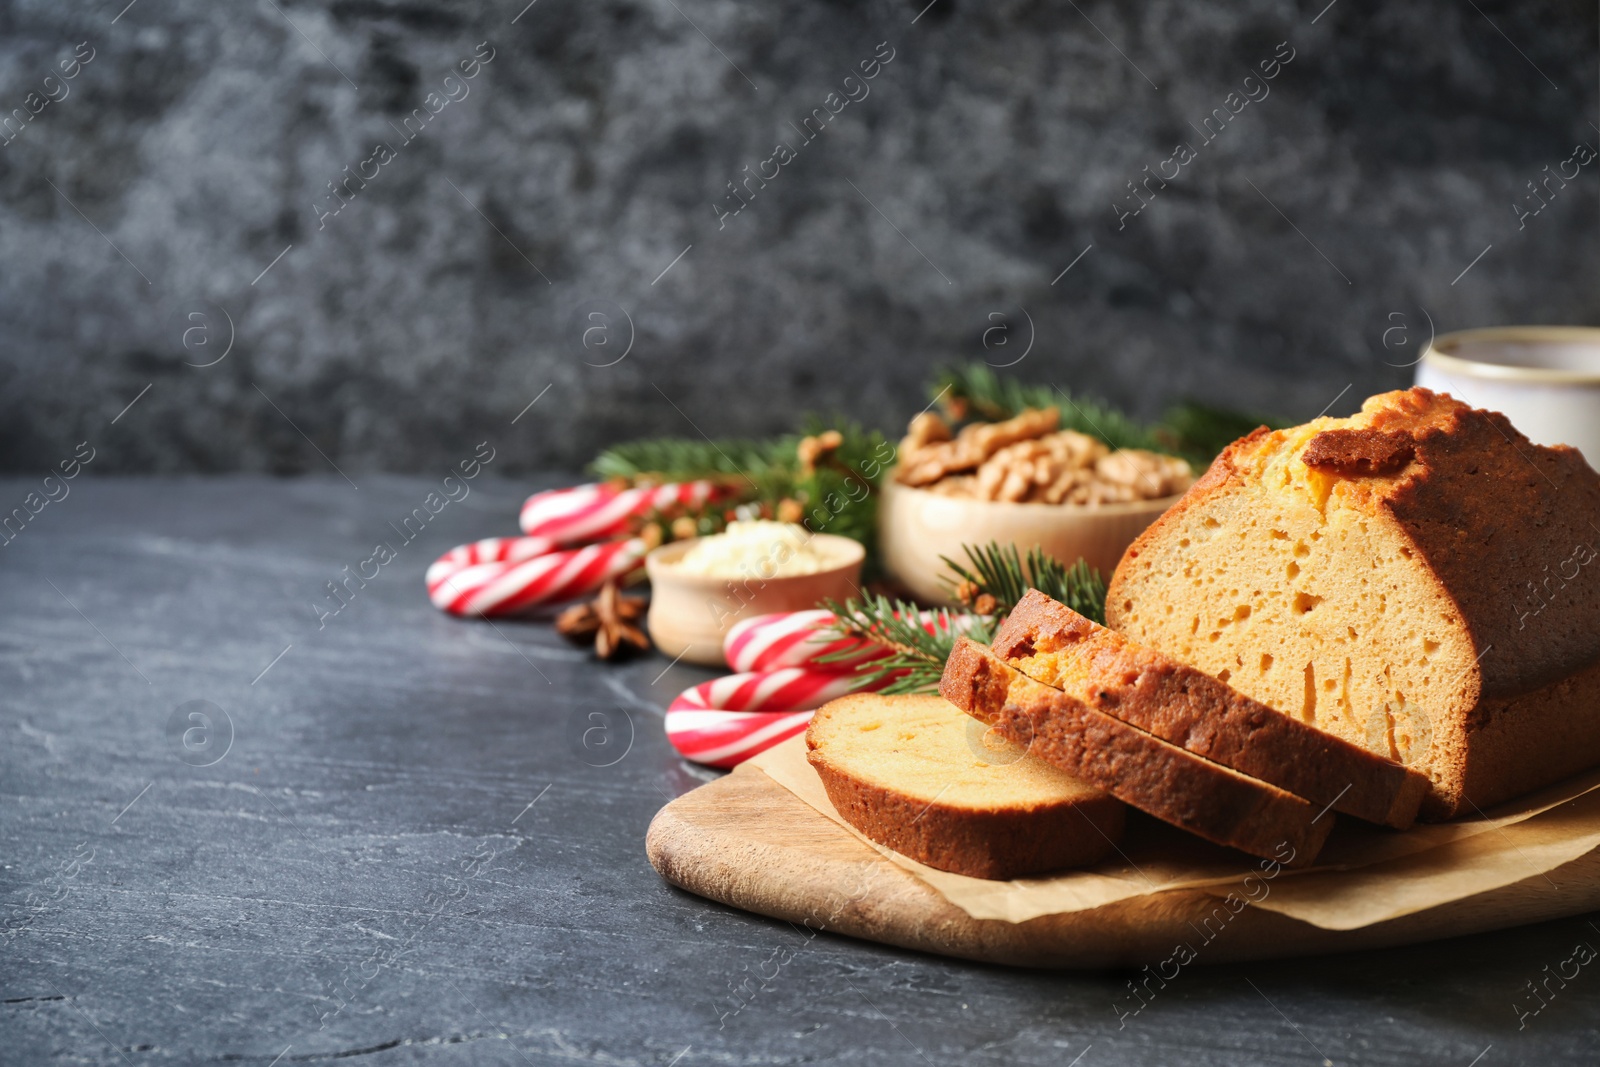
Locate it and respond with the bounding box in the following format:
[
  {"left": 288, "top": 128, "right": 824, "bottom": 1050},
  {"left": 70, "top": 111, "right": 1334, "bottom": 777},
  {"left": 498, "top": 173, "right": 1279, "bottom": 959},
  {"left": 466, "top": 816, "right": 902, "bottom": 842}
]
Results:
[{"left": 0, "top": 0, "right": 1594, "bottom": 475}]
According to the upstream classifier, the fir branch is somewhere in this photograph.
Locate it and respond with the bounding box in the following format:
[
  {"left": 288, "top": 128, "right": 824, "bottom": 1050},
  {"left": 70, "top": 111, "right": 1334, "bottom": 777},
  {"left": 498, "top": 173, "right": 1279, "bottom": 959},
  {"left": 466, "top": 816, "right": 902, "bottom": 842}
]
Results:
[
  {"left": 941, "top": 542, "right": 1107, "bottom": 624},
  {"left": 1152, "top": 401, "right": 1290, "bottom": 471},
  {"left": 930, "top": 363, "right": 1056, "bottom": 422},
  {"left": 930, "top": 364, "right": 1163, "bottom": 452},
  {"left": 588, "top": 436, "right": 793, "bottom": 485},
  {"left": 820, "top": 594, "right": 996, "bottom": 696},
  {"left": 821, "top": 543, "right": 1102, "bottom": 695}
]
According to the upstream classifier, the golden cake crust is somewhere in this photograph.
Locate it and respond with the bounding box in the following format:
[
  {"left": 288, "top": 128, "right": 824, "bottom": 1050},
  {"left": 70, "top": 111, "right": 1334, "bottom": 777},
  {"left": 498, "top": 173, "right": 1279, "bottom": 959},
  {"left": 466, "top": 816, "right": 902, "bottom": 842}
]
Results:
[
  {"left": 805, "top": 693, "right": 1125, "bottom": 879},
  {"left": 940, "top": 639, "right": 1333, "bottom": 866}
]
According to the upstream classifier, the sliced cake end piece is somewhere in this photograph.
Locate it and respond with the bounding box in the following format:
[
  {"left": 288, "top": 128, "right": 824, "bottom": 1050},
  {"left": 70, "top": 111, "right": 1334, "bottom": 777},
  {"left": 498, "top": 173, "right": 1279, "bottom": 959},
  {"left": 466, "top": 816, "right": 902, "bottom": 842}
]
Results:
[
  {"left": 940, "top": 638, "right": 1334, "bottom": 867},
  {"left": 805, "top": 692, "right": 1126, "bottom": 880},
  {"left": 992, "top": 589, "right": 1429, "bottom": 829}
]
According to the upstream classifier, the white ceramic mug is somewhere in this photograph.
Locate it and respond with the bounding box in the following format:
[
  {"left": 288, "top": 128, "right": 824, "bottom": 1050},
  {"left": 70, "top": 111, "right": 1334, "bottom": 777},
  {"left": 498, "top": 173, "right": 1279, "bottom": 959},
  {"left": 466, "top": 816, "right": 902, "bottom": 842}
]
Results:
[{"left": 1416, "top": 326, "right": 1600, "bottom": 470}]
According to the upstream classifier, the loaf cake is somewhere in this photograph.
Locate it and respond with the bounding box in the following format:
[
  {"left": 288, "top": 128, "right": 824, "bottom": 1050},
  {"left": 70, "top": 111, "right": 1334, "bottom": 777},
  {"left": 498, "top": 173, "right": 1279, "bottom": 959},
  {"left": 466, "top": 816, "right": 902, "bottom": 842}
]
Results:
[
  {"left": 941, "top": 639, "right": 1334, "bottom": 865},
  {"left": 805, "top": 693, "right": 1125, "bottom": 879},
  {"left": 1107, "top": 387, "right": 1600, "bottom": 818},
  {"left": 992, "top": 589, "right": 1429, "bottom": 828}
]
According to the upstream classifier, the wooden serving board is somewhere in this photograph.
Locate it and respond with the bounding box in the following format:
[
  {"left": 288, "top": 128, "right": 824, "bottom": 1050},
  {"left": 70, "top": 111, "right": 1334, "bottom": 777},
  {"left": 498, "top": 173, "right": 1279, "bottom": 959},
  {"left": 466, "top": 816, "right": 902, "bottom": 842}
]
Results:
[{"left": 646, "top": 767, "right": 1600, "bottom": 968}]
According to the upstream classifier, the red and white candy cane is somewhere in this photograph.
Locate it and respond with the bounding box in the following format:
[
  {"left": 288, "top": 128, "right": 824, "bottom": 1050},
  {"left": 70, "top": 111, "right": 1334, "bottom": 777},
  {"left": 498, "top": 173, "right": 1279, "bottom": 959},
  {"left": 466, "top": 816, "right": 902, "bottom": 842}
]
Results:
[
  {"left": 725, "top": 608, "right": 986, "bottom": 674},
  {"left": 427, "top": 538, "right": 646, "bottom": 617},
  {"left": 663, "top": 708, "right": 816, "bottom": 769},
  {"left": 519, "top": 481, "right": 719, "bottom": 544},
  {"left": 722, "top": 610, "right": 884, "bottom": 674},
  {"left": 426, "top": 535, "right": 559, "bottom": 584},
  {"left": 664, "top": 667, "right": 898, "bottom": 767},
  {"left": 668, "top": 667, "right": 880, "bottom": 715}
]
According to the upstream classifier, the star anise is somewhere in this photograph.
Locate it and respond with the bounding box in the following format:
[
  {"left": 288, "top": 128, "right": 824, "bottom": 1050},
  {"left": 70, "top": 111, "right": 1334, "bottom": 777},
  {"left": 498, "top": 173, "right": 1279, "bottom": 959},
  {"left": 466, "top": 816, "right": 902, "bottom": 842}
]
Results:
[{"left": 554, "top": 579, "right": 651, "bottom": 660}]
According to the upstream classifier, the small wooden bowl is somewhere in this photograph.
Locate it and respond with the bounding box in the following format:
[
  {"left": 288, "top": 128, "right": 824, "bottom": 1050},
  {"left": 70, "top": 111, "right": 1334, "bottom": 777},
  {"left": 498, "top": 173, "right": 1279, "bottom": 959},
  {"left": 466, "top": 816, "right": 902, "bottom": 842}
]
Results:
[
  {"left": 878, "top": 478, "right": 1182, "bottom": 606},
  {"left": 645, "top": 533, "right": 866, "bottom": 668}
]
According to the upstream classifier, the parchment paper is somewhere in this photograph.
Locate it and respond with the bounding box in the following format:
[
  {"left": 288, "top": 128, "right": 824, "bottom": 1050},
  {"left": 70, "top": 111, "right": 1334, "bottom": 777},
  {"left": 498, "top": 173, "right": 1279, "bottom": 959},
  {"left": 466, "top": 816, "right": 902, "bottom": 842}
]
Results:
[{"left": 747, "top": 734, "right": 1600, "bottom": 929}]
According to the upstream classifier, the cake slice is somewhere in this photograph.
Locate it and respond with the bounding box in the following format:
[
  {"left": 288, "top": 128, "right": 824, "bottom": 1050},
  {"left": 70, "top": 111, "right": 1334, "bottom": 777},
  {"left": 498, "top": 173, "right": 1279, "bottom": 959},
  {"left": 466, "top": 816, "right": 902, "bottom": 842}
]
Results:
[
  {"left": 992, "top": 589, "right": 1429, "bottom": 829},
  {"left": 1105, "top": 387, "right": 1600, "bottom": 818},
  {"left": 805, "top": 693, "right": 1125, "bottom": 879},
  {"left": 941, "top": 639, "right": 1334, "bottom": 866}
]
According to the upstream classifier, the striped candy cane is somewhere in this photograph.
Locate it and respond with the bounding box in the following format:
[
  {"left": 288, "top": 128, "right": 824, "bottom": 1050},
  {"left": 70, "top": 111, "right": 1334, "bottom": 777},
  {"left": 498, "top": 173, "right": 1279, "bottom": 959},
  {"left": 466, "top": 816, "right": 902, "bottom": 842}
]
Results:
[
  {"left": 520, "top": 481, "right": 720, "bottom": 544},
  {"left": 725, "top": 608, "right": 987, "bottom": 674},
  {"left": 722, "top": 610, "right": 884, "bottom": 674},
  {"left": 426, "top": 535, "right": 559, "bottom": 587},
  {"left": 664, "top": 667, "right": 901, "bottom": 768},
  {"left": 664, "top": 708, "right": 817, "bottom": 769},
  {"left": 667, "top": 667, "right": 878, "bottom": 715},
  {"left": 428, "top": 538, "right": 647, "bottom": 617}
]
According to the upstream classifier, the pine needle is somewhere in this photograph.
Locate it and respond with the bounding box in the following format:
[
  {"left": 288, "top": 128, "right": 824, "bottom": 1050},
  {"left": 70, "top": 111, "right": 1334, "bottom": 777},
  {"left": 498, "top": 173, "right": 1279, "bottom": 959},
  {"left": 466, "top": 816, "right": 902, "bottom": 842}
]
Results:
[
  {"left": 820, "top": 594, "right": 996, "bottom": 696},
  {"left": 930, "top": 364, "right": 1161, "bottom": 451},
  {"left": 942, "top": 542, "right": 1107, "bottom": 624},
  {"left": 1153, "top": 400, "right": 1289, "bottom": 470},
  {"left": 588, "top": 436, "right": 792, "bottom": 484},
  {"left": 819, "top": 543, "right": 1103, "bottom": 694}
]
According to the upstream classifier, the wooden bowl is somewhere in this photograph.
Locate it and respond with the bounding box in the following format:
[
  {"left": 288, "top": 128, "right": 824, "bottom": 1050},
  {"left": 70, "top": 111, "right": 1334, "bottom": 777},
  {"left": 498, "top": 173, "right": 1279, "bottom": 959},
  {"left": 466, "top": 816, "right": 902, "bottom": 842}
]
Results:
[
  {"left": 878, "top": 478, "right": 1182, "bottom": 606},
  {"left": 645, "top": 533, "right": 866, "bottom": 668}
]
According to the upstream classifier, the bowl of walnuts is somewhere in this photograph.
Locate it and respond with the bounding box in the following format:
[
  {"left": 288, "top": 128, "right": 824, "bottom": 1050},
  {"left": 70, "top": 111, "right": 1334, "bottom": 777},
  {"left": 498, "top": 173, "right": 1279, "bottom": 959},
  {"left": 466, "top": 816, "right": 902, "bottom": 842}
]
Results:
[{"left": 880, "top": 406, "right": 1193, "bottom": 605}]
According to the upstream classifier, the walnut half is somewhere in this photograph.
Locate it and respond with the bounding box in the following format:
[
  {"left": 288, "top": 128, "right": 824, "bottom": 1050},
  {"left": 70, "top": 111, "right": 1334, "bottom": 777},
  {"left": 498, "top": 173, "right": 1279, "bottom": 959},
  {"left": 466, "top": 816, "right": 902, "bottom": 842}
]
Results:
[{"left": 1095, "top": 449, "right": 1194, "bottom": 498}]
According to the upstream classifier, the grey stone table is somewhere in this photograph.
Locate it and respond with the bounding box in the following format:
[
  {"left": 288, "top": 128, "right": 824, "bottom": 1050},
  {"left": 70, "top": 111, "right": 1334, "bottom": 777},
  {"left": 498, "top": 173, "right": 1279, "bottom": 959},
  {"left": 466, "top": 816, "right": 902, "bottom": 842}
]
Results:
[{"left": 4, "top": 475, "right": 1597, "bottom": 1065}]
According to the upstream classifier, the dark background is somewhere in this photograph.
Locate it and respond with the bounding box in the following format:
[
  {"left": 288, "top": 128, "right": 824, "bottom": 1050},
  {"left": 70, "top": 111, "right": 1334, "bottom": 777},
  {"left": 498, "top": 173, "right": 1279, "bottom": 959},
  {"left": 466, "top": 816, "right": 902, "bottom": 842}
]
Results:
[{"left": 0, "top": 0, "right": 1595, "bottom": 475}]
